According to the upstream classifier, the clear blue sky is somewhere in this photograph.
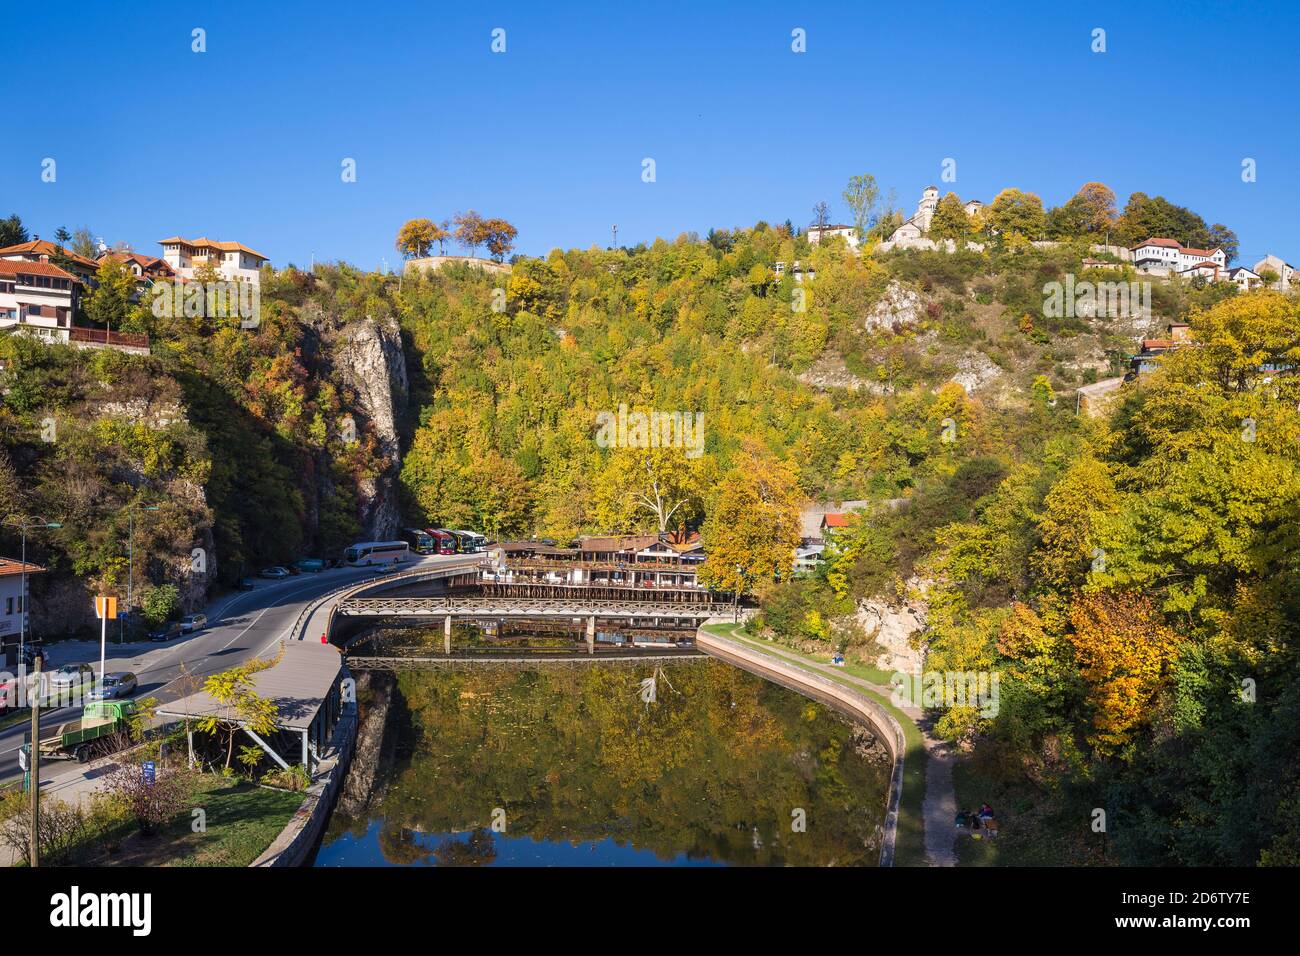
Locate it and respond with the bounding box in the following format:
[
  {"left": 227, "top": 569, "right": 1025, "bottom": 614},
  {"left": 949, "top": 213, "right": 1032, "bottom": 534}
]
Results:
[{"left": 3, "top": 0, "right": 1296, "bottom": 268}]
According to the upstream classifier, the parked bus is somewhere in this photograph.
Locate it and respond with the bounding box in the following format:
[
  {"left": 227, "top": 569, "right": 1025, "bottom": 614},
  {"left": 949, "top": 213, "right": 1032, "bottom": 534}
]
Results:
[
  {"left": 424, "top": 529, "right": 458, "bottom": 555},
  {"left": 400, "top": 528, "right": 436, "bottom": 555},
  {"left": 344, "top": 540, "right": 410, "bottom": 567},
  {"left": 451, "top": 530, "right": 486, "bottom": 553}
]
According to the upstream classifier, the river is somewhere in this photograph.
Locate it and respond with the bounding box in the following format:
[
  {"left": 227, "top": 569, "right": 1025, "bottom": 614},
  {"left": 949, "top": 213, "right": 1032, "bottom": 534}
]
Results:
[{"left": 315, "top": 656, "right": 889, "bottom": 867}]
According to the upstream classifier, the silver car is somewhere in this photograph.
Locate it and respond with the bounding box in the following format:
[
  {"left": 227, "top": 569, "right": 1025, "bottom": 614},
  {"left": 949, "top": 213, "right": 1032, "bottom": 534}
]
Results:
[{"left": 89, "top": 672, "right": 137, "bottom": 700}]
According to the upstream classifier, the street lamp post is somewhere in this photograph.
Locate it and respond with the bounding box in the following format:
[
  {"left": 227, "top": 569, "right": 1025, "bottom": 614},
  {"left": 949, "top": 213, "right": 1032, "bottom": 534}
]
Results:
[{"left": 3, "top": 516, "right": 61, "bottom": 668}]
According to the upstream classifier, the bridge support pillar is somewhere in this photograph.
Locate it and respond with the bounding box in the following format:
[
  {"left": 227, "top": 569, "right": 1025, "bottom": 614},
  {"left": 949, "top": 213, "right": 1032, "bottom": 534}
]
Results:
[
  {"left": 587, "top": 616, "right": 595, "bottom": 655},
  {"left": 444, "top": 615, "right": 452, "bottom": 655}
]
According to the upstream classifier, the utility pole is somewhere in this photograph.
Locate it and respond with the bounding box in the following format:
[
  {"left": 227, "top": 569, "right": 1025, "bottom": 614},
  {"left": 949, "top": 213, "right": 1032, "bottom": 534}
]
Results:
[
  {"left": 612, "top": 225, "right": 617, "bottom": 250},
  {"left": 28, "top": 656, "right": 40, "bottom": 868}
]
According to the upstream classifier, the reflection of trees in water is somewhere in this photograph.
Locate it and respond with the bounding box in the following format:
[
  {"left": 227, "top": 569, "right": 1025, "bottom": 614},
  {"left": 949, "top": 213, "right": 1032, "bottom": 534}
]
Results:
[
  {"left": 432, "top": 828, "right": 497, "bottom": 866},
  {"left": 361, "top": 661, "right": 887, "bottom": 866},
  {"left": 378, "top": 825, "right": 434, "bottom": 866}
]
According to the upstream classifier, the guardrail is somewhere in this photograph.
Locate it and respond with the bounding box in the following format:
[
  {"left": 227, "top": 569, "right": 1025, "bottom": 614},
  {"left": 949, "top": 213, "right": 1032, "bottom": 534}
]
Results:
[{"left": 284, "top": 556, "right": 488, "bottom": 642}]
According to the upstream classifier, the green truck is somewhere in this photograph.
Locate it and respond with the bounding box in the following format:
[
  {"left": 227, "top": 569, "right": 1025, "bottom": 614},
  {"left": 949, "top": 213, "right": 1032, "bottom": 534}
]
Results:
[{"left": 17, "top": 700, "right": 137, "bottom": 769}]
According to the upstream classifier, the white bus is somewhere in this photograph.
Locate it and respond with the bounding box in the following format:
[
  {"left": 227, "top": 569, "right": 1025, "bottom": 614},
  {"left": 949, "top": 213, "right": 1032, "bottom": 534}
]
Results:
[{"left": 344, "top": 540, "right": 410, "bottom": 567}]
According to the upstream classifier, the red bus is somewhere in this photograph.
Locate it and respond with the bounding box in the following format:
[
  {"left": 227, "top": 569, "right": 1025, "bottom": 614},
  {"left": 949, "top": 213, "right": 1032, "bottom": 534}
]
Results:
[{"left": 424, "top": 529, "right": 458, "bottom": 555}]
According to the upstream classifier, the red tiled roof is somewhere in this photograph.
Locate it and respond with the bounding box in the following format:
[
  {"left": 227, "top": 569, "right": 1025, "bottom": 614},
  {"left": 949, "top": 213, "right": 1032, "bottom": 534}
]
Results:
[
  {"left": 157, "top": 237, "right": 268, "bottom": 261},
  {"left": 1132, "top": 237, "right": 1181, "bottom": 249},
  {"left": 0, "top": 259, "right": 78, "bottom": 281},
  {"left": 0, "top": 558, "right": 46, "bottom": 577},
  {"left": 0, "top": 239, "right": 98, "bottom": 269},
  {"left": 821, "top": 513, "right": 852, "bottom": 528}
]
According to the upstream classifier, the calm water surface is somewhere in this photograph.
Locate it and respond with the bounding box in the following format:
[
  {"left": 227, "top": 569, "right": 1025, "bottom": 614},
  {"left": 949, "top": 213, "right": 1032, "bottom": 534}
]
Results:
[{"left": 315, "top": 659, "right": 888, "bottom": 867}]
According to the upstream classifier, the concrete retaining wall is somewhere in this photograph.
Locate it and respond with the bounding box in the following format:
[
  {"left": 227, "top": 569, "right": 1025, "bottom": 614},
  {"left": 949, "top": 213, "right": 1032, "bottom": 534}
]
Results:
[{"left": 696, "top": 628, "right": 905, "bottom": 867}]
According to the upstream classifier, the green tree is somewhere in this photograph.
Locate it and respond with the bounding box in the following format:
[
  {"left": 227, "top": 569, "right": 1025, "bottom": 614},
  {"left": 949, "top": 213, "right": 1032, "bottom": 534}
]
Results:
[
  {"left": 83, "top": 256, "right": 137, "bottom": 329},
  {"left": 842, "top": 174, "right": 880, "bottom": 239}
]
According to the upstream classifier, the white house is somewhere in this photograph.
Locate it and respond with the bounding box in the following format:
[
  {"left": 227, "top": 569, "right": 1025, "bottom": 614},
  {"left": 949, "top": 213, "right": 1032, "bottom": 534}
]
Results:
[
  {"left": 158, "top": 236, "right": 269, "bottom": 285},
  {"left": 1226, "top": 266, "right": 1262, "bottom": 291},
  {"left": 807, "top": 223, "right": 860, "bottom": 250},
  {"left": 1252, "top": 254, "right": 1296, "bottom": 291},
  {"left": 0, "top": 557, "right": 44, "bottom": 663},
  {"left": 1131, "top": 237, "right": 1227, "bottom": 278}
]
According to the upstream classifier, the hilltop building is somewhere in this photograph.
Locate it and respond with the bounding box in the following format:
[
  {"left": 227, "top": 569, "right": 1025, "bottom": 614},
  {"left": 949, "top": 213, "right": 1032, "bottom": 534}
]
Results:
[
  {"left": 1131, "top": 238, "right": 1227, "bottom": 279},
  {"left": 807, "top": 224, "right": 860, "bottom": 250},
  {"left": 878, "top": 185, "right": 987, "bottom": 252},
  {"left": 158, "top": 237, "right": 268, "bottom": 285},
  {"left": 1253, "top": 254, "right": 1296, "bottom": 291}
]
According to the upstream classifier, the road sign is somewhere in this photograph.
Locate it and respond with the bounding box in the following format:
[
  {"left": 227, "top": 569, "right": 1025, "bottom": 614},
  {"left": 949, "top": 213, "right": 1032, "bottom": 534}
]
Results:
[
  {"left": 142, "top": 761, "right": 156, "bottom": 786},
  {"left": 94, "top": 595, "right": 118, "bottom": 620}
]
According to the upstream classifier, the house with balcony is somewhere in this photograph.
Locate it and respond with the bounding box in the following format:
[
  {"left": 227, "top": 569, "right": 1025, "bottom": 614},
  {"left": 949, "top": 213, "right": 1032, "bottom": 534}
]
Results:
[
  {"left": 0, "top": 259, "right": 150, "bottom": 355},
  {"left": 0, "top": 259, "right": 79, "bottom": 343},
  {"left": 158, "top": 236, "right": 268, "bottom": 285}
]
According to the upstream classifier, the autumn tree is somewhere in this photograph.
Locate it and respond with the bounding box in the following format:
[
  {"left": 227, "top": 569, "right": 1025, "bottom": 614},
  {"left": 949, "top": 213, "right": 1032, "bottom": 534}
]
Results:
[
  {"left": 1065, "top": 590, "right": 1180, "bottom": 755},
  {"left": 983, "top": 188, "right": 1047, "bottom": 242},
  {"left": 699, "top": 450, "right": 802, "bottom": 593},
  {"left": 482, "top": 218, "right": 518, "bottom": 262},
  {"left": 396, "top": 218, "right": 438, "bottom": 259},
  {"left": 591, "top": 447, "right": 708, "bottom": 534},
  {"left": 453, "top": 211, "right": 489, "bottom": 258},
  {"left": 928, "top": 192, "right": 972, "bottom": 242},
  {"left": 1032, "top": 455, "right": 1119, "bottom": 591}
]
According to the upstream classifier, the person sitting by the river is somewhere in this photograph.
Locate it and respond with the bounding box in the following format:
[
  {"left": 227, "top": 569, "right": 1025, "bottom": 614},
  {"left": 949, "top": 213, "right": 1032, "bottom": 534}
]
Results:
[
  {"left": 979, "top": 803, "right": 995, "bottom": 820},
  {"left": 955, "top": 811, "right": 971, "bottom": 829}
]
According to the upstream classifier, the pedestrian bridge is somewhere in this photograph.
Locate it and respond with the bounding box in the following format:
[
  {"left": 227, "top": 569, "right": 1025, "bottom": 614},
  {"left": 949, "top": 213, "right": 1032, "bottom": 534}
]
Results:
[{"left": 334, "top": 596, "right": 721, "bottom": 622}]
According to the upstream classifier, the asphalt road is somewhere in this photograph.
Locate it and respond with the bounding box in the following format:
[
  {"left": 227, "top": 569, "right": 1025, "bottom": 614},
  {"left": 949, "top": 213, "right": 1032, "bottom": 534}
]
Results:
[{"left": 0, "top": 558, "right": 443, "bottom": 786}]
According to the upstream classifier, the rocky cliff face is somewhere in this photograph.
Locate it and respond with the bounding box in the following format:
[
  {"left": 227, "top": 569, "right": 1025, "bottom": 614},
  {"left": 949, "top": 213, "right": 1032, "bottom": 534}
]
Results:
[
  {"left": 856, "top": 576, "right": 929, "bottom": 674},
  {"left": 332, "top": 315, "right": 409, "bottom": 540}
]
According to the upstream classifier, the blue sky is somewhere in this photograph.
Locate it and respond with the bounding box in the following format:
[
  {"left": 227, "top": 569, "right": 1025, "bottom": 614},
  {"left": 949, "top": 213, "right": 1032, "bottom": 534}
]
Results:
[{"left": 3, "top": 0, "right": 1296, "bottom": 268}]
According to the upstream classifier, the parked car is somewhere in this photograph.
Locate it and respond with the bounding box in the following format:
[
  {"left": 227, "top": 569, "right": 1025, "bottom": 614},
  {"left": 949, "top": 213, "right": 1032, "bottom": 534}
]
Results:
[
  {"left": 236, "top": 577, "right": 256, "bottom": 591},
  {"left": 148, "top": 622, "right": 184, "bottom": 642},
  {"left": 180, "top": 613, "right": 207, "bottom": 634},
  {"left": 259, "top": 566, "right": 291, "bottom": 579},
  {"left": 89, "top": 672, "right": 137, "bottom": 700},
  {"left": 293, "top": 558, "right": 326, "bottom": 573},
  {"left": 49, "top": 663, "right": 94, "bottom": 689}
]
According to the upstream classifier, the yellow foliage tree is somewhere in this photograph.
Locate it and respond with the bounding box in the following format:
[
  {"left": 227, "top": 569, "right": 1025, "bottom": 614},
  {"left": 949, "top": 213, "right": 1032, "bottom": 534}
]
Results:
[{"left": 1064, "top": 590, "right": 1180, "bottom": 755}]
